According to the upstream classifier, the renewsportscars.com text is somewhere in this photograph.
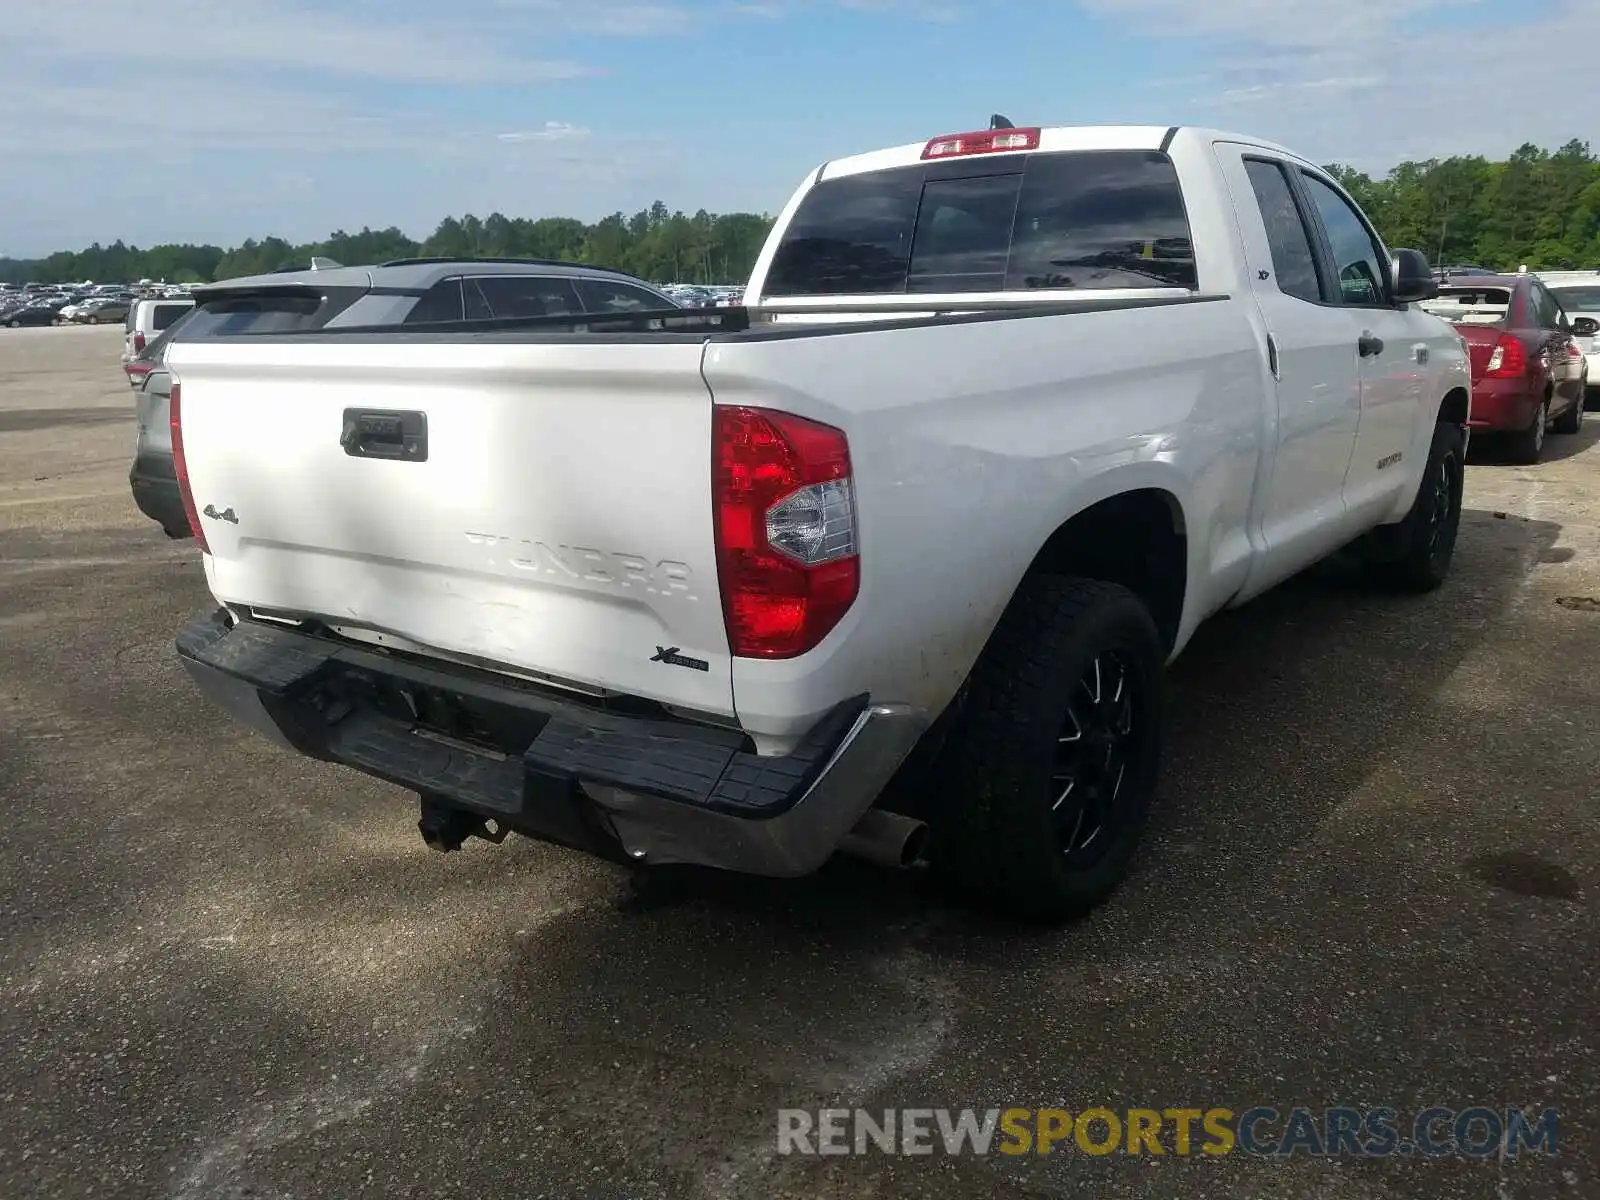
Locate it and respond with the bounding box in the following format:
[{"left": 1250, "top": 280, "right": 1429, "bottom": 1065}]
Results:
[{"left": 777, "top": 1106, "right": 1559, "bottom": 1159}]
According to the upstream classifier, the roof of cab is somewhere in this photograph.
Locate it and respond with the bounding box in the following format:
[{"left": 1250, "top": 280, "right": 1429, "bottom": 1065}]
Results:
[{"left": 816, "top": 124, "right": 1306, "bottom": 181}]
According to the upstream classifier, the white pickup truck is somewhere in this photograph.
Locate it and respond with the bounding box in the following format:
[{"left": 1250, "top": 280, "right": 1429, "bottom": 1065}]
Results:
[{"left": 169, "top": 123, "right": 1470, "bottom": 920}]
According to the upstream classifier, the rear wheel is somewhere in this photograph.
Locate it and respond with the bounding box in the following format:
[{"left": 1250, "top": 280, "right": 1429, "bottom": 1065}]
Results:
[
  {"left": 1363, "top": 420, "right": 1465, "bottom": 593},
  {"left": 924, "top": 575, "right": 1164, "bottom": 922},
  {"left": 1553, "top": 391, "right": 1584, "bottom": 434},
  {"left": 1507, "top": 397, "right": 1548, "bottom": 464}
]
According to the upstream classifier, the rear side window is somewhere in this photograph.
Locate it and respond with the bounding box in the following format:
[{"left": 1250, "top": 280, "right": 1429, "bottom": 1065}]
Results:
[
  {"left": 1529, "top": 284, "right": 1561, "bottom": 329},
  {"left": 152, "top": 303, "right": 191, "bottom": 331},
  {"left": 405, "top": 278, "right": 465, "bottom": 323},
  {"left": 1242, "top": 159, "right": 1323, "bottom": 304},
  {"left": 176, "top": 290, "right": 355, "bottom": 337},
  {"left": 764, "top": 149, "right": 1196, "bottom": 295}
]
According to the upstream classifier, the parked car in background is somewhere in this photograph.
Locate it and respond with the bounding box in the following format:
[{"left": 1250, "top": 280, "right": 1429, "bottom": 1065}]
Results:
[
  {"left": 3, "top": 298, "right": 69, "bottom": 327},
  {"left": 1538, "top": 271, "right": 1600, "bottom": 408},
  {"left": 129, "top": 362, "right": 187, "bottom": 538},
  {"left": 122, "top": 297, "right": 195, "bottom": 363},
  {"left": 164, "top": 123, "right": 1470, "bottom": 921},
  {"left": 125, "top": 258, "right": 678, "bottom": 537},
  {"left": 1433, "top": 263, "right": 1494, "bottom": 282},
  {"left": 73, "top": 296, "right": 132, "bottom": 324},
  {"left": 1420, "top": 274, "right": 1588, "bottom": 460}
]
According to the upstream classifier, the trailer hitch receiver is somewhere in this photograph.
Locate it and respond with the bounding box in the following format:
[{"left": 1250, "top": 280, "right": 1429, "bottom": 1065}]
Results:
[{"left": 417, "top": 794, "right": 509, "bottom": 853}]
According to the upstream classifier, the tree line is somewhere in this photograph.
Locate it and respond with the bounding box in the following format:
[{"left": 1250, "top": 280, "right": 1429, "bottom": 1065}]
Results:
[
  {"left": 0, "top": 203, "right": 775, "bottom": 287},
  {"left": 1325, "top": 140, "right": 1599, "bottom": 269},
  {"left": 5, "top": 140, "right": 1598, "bottom": 286}
]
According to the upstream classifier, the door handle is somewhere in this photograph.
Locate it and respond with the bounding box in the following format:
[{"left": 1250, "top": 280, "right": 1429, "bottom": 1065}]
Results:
[
  {"left": 1413, "top": 343, "right": 1429, "bottom": 364},
  {"left": 1358, "top": 332, "right": 1385, "bottom": 358}
]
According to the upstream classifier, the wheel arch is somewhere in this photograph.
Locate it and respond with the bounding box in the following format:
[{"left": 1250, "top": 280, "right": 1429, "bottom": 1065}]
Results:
[{"left": 1019, "top": 482, "right": 1191, "bottom": 657}]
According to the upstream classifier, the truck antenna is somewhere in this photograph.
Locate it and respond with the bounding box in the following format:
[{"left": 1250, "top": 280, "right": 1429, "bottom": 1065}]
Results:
[{"left": 990, "top": 114, "right": 1015, "bottom": 130}]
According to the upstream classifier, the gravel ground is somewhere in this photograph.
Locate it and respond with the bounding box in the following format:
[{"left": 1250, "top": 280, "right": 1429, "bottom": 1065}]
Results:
[{"left": 1, "top": 324, "right": 1597, "bottom": 1199}]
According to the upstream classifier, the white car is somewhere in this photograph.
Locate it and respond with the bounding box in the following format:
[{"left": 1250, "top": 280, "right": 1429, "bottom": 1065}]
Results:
[
  {"left": 121, "top": 297, "right": 195, "bottom": 366},
  {"left": 163, "top": 123, "right": 1469, "bottom": 921},
  {"left": 1537, "top": 270, "right": 1600, "bottom": 404}
]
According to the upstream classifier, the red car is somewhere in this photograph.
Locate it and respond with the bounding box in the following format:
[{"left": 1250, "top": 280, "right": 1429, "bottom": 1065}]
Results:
[{"left": 1423, "top": 275, "right": 1588, "bottom": 461}]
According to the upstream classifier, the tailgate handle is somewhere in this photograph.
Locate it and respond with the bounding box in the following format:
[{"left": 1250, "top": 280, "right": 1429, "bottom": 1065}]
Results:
[{"left": 341, "top": 409, "right": 428, "bottom": 461}]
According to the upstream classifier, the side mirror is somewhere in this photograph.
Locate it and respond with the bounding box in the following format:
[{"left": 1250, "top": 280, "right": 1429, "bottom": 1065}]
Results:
[
  {"left": 1573, "top": 316, "right": 1599, "bottom": 337},
  {"left": 1391, "top": 248, "right": 1438, "bottom": 305}
]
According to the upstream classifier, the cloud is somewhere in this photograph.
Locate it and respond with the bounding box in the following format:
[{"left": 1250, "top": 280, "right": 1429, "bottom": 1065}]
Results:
[
  {"left": 1097, "top": 0, "right": 1596, "bottom": 167},
  {"left": 3, "top": 2, "right": 589, "bottom": 86},
  {"left": 495, "top": 0, "right": 696, "bottom": 36},
  {"left": 497, "top": 122, "right": 593, "bottom": 142},
  {"left": 730, "top": 0, "right": 960, "bottom": 19}
]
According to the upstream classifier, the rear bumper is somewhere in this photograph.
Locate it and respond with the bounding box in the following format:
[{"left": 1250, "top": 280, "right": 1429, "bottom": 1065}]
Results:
[
  {"left": 1467, "top": 379, "right": 1541, "bottom": 431},
  {"left": 175, "top": 609, "right": 927, "bottom": 877},
  {"left": 129, "top": 454, "right": 190, "bottom": 536}
]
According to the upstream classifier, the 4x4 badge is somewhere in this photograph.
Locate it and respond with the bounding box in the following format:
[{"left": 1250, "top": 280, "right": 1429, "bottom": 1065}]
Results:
[{"left": 650, "top": 646, "right": 710, "bottom": 672}]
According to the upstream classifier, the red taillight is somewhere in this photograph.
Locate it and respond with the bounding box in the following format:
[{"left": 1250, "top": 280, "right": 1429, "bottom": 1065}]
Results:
[
  {"left": 133, "top": 331, "right": 146, "bottom": 352},
  {"left": 922, "top": 127, "right": 1041, "bottom": 160},
  {"left": 168, "top": 380, "right": 209, "bottom": 552},
  {"left": 125, "top": 361, "right": 153, "bottom": 380},
  {"left": 713, "top": 406, "right": 859, "bottom": 658},
  {"left": 1483, "top": 334, "right": 1527, "bottom": 378}
]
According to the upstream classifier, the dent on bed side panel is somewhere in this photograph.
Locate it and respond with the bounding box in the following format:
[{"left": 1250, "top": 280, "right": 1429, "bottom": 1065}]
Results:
[{"left": 702, "top": 301, "right": 1265, "bottom": 745}]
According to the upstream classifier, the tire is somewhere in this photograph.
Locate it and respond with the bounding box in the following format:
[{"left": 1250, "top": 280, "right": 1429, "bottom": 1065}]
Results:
[
  {"left": 1506, "top": 397, "right": 1547, "bottom": 464},
  {"left": 6, "top": 319, "right": 17, "bottom": 329},
  {"left": 1553, "top": 391, "right": 1583, "bottom": 435},
  {"left": 923, "top": 575, "right": 1165, "bottom": 922},
  {"left": 1363, "top": 420, "right": 1465, "bottom": 593}
]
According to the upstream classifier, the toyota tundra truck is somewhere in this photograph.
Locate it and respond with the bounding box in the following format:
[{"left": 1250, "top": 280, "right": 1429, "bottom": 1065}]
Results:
[{"left": 166, "top": 123, "right": 1471, "bottom": 920}]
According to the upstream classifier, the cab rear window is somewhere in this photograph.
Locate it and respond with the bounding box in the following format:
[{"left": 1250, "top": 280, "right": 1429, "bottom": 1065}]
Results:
[{"left": 765, "top": 149, "right": 1197, "bottom": 296}]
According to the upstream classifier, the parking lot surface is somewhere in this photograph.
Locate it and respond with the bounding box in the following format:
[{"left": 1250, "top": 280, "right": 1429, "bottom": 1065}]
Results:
[{"left": 2, "top": 324, "right": 1597, "bottom": 1199}]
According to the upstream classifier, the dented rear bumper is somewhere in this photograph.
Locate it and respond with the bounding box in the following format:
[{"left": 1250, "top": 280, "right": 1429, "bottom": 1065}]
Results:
[{"left": 175, "top": 609, "right": 926, "bottom": 877}]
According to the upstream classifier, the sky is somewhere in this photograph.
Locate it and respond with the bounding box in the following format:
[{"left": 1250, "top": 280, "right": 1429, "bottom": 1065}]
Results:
[{"left": 0, "top": 0, "right": 1592, "bottom": 257}]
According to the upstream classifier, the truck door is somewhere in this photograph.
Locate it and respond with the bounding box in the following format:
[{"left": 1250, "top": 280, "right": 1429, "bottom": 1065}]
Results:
[
  {"left": 1214, "top": 145, "right": 1364, "bottom": 592},
  {"left": 1293, "top": 169, "right": 1428, "bottom": 522}
]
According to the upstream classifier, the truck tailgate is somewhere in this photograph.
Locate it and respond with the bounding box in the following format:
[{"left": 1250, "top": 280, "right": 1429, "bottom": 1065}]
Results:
[{"left": 167, "top": 338, "right": 734, "bottom": 718}]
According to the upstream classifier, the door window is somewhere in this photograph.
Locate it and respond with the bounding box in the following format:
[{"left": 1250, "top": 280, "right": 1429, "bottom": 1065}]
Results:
[
  {"left": 1300, "top": 173, "right": 1390, "bottom": 307},
  {"left": 575, "top": 279, "right": 671, "bottom": 313},
  {"left": 467, "top": 275, "right": 583, "bottom": 319},
  {"left": 1242, "top": 159, "right": 1323, "bottom": 303}
]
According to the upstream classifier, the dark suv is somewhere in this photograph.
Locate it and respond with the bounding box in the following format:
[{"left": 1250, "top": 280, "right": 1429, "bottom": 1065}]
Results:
[{"left": 129, "top": 259, "right": 679, "bottom": 539}]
